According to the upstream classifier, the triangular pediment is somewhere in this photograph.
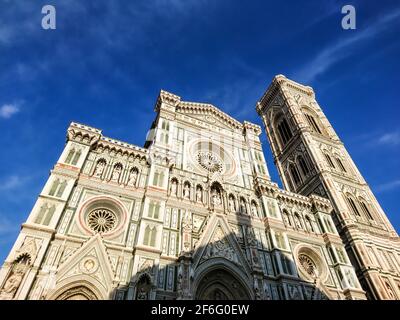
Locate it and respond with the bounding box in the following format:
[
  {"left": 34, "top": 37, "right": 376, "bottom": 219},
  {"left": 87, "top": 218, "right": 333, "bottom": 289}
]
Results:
[
  {"left": 176, "top": 102, "right": 243, "bottom": 131},
  {"left": 56, "top": 234, "right": 115, "bottom": 291},
  {"left": 193, "top": 214, "right": 251, "bottom": 273}
]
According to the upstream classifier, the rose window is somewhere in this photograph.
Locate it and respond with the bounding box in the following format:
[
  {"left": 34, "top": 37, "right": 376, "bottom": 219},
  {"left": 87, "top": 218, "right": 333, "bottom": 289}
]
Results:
[
  {"left": 87, "top": 208, "right": 117, "bottom": 234},
  {"left": 196, "top": 152, "right": 223, "bottom": 174},
  {"left": 298, "top": 254, "right": 318, "bottom": 278}
]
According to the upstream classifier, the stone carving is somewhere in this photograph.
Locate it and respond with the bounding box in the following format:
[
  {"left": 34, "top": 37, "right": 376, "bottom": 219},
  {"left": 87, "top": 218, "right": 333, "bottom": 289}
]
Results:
[
  {"left": 196, "top": 186, "right": 202, "bottom": 202},
  {"left": 240, "top": 198, "right": 247, "bottom": 214},
  {"left": 251, "top": 202, "right": 258, "bottom": 217},
  {"left": 170, "top": 179, "right": 178, "bottom": 196},
  {"left": 93, "top": 159, "right": 106, "bottom": 178},
  {"left": 228, "top": 196, "right": 236, "bottom": 212},
  {"left": 138, "top": 259, "right": 154, "bottom": 274},
  {"left": 0, "top": 255, "right": 30, "bottom": 300},
  {"left": 211, "top": 188, "right": 222, "bottom": 207},
  {"left": 136, "top": 287, "right": 148, "bottom": 300},
  {"left": 202, "top": 227, "right": 239, "bottom": 264},
  {"left": 127, "top": 168, "right": 138, "bottom": 186},
  {"left": 183, "top": 183, "right": 190, "bottom": 199},
  {"left": 111, "top": 164, "right": 122, "bottom": 182}
]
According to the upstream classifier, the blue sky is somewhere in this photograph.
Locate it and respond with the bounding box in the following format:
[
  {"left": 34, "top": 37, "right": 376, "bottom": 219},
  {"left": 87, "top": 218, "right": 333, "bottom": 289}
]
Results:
[{"left": 0, "top": 0, "right": 399, "bottom": 263}]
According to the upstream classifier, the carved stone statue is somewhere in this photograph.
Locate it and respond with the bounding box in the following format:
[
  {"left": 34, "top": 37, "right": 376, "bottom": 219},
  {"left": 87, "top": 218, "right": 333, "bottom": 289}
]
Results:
[
  {"left": 228, "top": 197, "right": 236, "bottom": 212},
  {"left": 127, "top": 169, "right": 138, "bottom": 186},
  {"left": 94, "top": 160, "right": 105, "bottom": 178},
  {"left": 240, "top": 198, "right": 247, "bottom": 214},
  {"left": 137, "top": 288, "right": 148, "bottom": 300},
  {"left": 0, "top": 264, "right": 26, "bottom": 299},
  {"left": 183, "top": 184, "right": 190, "bottom": 199},
  {"left": 211, "top": 188, "right": 221, "bottom": 206},
  {"left": 251, "top": 203, "right": 258, "bottom": 217},
  {"left": 171, "top": 180, "right": 178, "bottom": 196},
  {"left": 111, "top": 165, "right": 122, "bottom": 182},
  {"left": 196, "top": 187, "right": 202, "bottom": 202}
]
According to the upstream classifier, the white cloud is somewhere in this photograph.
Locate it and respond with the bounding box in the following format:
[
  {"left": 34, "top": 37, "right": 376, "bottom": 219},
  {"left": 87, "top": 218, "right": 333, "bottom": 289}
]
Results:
[
  {"left": 0, "top": 104, "right": 20, "bottom": 119},
  {"left": 0, "top": 175, "right": 24, "bottom": 191},
  {"left": 293, "top": 8, "right": 400, "bottom": 83},
  {"left": 375, "top": 180, "right": 400, "bottom": 193},
  {"left": 378, "top": 132, "right": 400, "bottom": 146}
]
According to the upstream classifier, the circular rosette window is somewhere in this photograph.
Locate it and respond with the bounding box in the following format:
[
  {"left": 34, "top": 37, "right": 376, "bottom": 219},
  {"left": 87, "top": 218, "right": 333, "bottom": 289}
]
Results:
[
  {"left": 77, "top": 196, "right": 127, "bottom": 239},
  {"left": 294, "top": 245, "right": 328, "bottom": 282},
  {"left": 189, "top": 139, "right": 236, "bottom": 177}
]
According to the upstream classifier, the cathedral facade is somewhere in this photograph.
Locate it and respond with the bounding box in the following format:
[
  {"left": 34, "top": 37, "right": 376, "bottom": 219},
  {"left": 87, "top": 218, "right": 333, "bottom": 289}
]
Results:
[{"left": 0, "top": 75, "right": 399, "bottom": 300}]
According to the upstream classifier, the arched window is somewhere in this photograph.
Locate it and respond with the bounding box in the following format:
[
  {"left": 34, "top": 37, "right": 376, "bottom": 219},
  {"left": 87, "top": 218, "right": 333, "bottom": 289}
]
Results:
[
  {"left": 43, "top": 205, "right": 55, "bottom": 226},
  {"left": 297, "top": 155, "right": 310, "bottom": 176},
  {"left": 305, "top": 114, "right": 322, "bottom": 134},
  {"left": 71, "top": 149, "right": 82, "bottom": 166},
  {"left": 56, "top": 181, "right": 67, "bottom": 198},
  {"left": 276, "top": 118, "right": 293, "bottom": 146},
  {"left": 359, "top": 201, "right": 374, "bottom": 220},
  {"left": 336, "top": 158, "right": 347, "bottom": 172},
  {"left": 289, "top": 164, "right": 302, "bottom": 186},
  {"left": 35, "top": 204, "right": 55, "bottom": 226},
  {"left": 143, "top": 226, "right": 157, "bottom": 247},
  {"left": 152, "top": 168, "right": 165, "bottom": 187},
  {"left": 49, "top": 179, "right": 60, "bottom": 196},
  {"left": 346, "top": 196, "right": 361, "bottom": 217},
  {"left": 324, "top": 154, "right": 335, "bottom": 168},
  {"left": 148, "top": 201, "right": 160, "bottom": 219},
  {"left": 65, "top": 148, "right": 75, "bottom": 164},
  {"left": 324, "top": 216, "right": 335, "bottom": 233}
]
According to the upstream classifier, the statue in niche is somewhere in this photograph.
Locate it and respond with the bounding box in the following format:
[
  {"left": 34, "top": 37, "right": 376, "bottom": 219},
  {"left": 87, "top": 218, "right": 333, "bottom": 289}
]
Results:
[
  {"left": 240, "top": 198, "right": 247, "bottom": 214},
  {"left": 1, "top": 271, "right": 23, "bottom": 298},
  {"left": 251, "top": 203, "right": 258, "bottom": 217},
  {"left": 136, "top": 288, "right": 148, "bottom": 300},
  {"left": 170, "top": 179, "right": 178, "bottom": 196},
  {"left": 211, "top": 188, "right": 221, "bottom": 207},
  {"left": 0, "top": 256, "right": 30, "bottom": 299},
  {"left": 183, "top": 184, "right": 190, "bottom": 199},
  {"left": 196, "top": 186, "right": 202, "bottom": 202},
  {"left": 228, "top": 196, "right": 236, "bottom": 212},
  {"left": 294, "top": 215, "right": 302, "bottom": 229},
  {"left": 111, "top": 165, "right": 122, "bottom": 182},
  {"left": 93, "top": 160, "right": 106, "bottom": 178},
  {"left": 127, "top": 169, "right": 138, "bottom": 186}
]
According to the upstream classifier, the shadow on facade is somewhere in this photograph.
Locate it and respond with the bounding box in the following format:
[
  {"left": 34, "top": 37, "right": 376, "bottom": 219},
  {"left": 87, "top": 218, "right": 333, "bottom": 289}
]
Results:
[{"left": 109, "top": 222, "right": 330, "bottom": 301}]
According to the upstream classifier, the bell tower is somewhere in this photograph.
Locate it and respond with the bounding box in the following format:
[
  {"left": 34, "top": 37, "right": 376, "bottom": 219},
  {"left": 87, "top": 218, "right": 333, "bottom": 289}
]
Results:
[{"left": 256, "top": 75, "right": 400, "bottom": 300}]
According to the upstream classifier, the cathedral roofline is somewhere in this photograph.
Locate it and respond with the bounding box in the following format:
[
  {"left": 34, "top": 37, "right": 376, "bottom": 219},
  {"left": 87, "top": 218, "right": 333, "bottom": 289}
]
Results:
[
  {"left": 66, "top": 121, "right": 149, "bottom": 156},
  {"left": 256, "top": 74, "right": 315, "bottom": 114},
  {"left": 157, "top": 90, "right": 262, "bottom": 134}
]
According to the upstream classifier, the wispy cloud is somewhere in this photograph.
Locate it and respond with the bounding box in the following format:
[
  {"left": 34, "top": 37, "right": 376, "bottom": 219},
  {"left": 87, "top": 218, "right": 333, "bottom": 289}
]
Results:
[
  {"left": 0, "top": 103, "right": 20, "bottom": 119},
  {"left": 0, "top": 175, "right": 26, "bottom": 191},
  {"left": 375, "top": 179, "right": 400, "bottom": 193},
  {"left": 377, "top": 131, "right": 400, "bottom": 146},
  {"left": 293, "top": 8, "right": 400, "bottom": 83}
]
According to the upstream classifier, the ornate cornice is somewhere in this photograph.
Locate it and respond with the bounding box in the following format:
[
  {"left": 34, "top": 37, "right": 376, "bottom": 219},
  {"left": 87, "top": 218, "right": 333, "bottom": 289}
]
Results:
[{"left": 67, "top": 122, "right": 102, "bottom": 146}]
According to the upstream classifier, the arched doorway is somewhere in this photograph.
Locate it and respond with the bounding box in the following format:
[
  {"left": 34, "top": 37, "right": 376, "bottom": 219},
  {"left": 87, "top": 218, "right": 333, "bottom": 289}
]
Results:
[
  {"left": 55, "top": 286, "right": 98, "bottom": 300},
  {"left": 195, "top": 269, "right": 250, "bottom": 300}
]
